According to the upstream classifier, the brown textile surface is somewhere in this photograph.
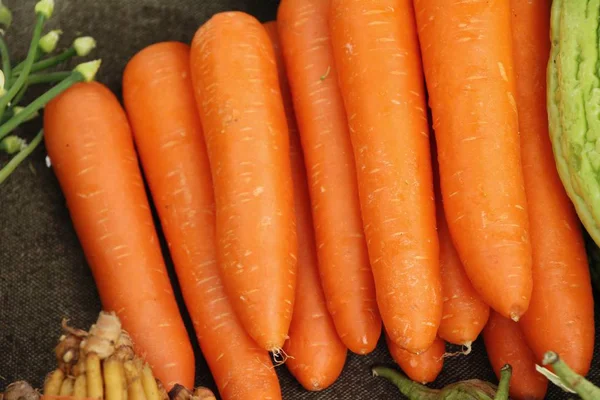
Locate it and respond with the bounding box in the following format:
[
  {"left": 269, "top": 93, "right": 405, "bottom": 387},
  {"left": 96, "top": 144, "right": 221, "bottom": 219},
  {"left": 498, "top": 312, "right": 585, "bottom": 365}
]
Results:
[{"left": 0, "top": 1, "right": 598, "bottom": 399}]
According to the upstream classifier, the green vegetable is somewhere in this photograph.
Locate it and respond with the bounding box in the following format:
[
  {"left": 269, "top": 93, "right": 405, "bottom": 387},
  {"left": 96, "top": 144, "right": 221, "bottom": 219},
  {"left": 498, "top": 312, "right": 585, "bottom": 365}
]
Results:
[
  {"left": 547, "top": 0, "right": 600, "bottom": 247},
  {"left": 543, "top": 351, "right": 600, "bottom": 400},
  {"left": 0, "top": 1, "right": 100, "bottom": 185},
  {"left": 372, "top": 365, "right": 512, "bottom": 400}
]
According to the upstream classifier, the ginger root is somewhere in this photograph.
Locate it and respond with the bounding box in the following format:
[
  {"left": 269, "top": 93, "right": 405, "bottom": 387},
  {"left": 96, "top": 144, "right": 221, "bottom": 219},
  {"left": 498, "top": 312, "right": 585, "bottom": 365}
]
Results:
[{"left": 2, "top": 311, "right": 217, "bottom": 400}]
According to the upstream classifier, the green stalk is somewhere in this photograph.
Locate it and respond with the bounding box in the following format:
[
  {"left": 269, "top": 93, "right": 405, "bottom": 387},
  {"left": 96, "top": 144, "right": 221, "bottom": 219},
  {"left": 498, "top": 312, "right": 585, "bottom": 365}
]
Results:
[
  {"left": 0, "top": 129, "right": 43, "bottom": 184},
  {"left": 27, "top": 71, "right": 70, "bottom": 85},
  {"left": 0, "top": 60, "right": 100, "bottom": 141},
  {"left": 13, "top": 47, "right": 75, "bottom": 76},
  {"left": 11, "top": 83, "right": 28, "bottom": 106},
  {"left": 372, "top": 367, "right": 438, "bottom": 400},
  {"left": 0, "top": 35, "right": 11, "bottom": 84},
  {"left": 10, "top": 70, "right": 71, "bottom": 107},
  {"left": 542, "top": 352, "right": 600, "bottom": 400},
  {"left": 0, "top": 13, "right": 46, "bottom": 118},
  {"left": 493, "top": 365, "right": 511, "bottom": 400}
]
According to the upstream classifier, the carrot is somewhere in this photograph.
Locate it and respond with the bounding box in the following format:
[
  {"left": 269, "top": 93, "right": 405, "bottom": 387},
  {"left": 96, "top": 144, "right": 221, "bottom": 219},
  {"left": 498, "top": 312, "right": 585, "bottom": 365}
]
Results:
[
  {"left": 329, "top": 0, "right": 441, "bottom": 353},
  {"left": 385, "top": 335, "right": 445, "bottom": 384},
  {"left": 483, "top": 312, "right": 548, "bottom": 400},
  {"left": 263, "top": 21, "right": 347, "bottom": 390},
  {"left": 43, "top": 82, "right": 194, "bottom": 390},
  {"left": 122, "top": 42, "right": 281, "bottom": 400},
  {"left": 276, "top": 0, "right": 381, "bottom": 355},
  {"left": 413, "top": 0, "right": 533, "bottom": 321},
  {"left": 189, "top": 11, "right": 297, "bottom": 353},
  {"left": 432, "top": 145, "right": 490, "bottom": 346},
  {"left": 509, "top": 0, "right": 595, "bottom": 375}
]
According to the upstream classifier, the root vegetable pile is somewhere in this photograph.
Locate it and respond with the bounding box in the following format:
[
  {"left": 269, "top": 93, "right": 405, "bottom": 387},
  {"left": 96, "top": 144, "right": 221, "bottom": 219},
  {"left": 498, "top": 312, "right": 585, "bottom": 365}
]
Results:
[{"left": 3, "top": 0, "right": 600, "bottom": 399}]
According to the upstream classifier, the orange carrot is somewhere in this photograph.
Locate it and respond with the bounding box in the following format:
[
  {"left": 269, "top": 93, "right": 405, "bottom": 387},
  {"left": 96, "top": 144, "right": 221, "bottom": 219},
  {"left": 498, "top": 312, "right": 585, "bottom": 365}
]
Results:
[
  {"left": 43, "top": 82, "right": 194, "bottom": 389},
  {"left": 432, "top": 145, "right": 489, "bottom": 346},
  {"left": 413, "top": 0, "right": 533, "bottom": 321},
  {"left": 189, "top": 11, "right": 297, "bottom": 353},
  {"left": 329, "top": 0, "right": 441, "bottom": 353},
  {"left": 122, "top": 42, "right": 282, "bottom": 400},
  {"left": 509, "top": 0, "right": 595, "bottom": 375},
  {"left": 484, "top": 312, "right": 548, "bottom": 400},
  {"left": 386, "top": 335, "right": 445, "bottom": 384},
  {"left": 264, "top": 21, "right": 347, "bottom": 390},
  {"left": 276, "top": 0, "right": 381, "bottom": 355}
]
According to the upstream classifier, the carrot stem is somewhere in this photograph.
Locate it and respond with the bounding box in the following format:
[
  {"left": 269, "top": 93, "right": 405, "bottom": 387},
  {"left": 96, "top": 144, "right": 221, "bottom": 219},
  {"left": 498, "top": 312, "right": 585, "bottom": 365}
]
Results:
[
  {"left": 542, "top": 352, "right": 600, "bottom": 399},
  {"left": 0, "top": 128, "right": 43, "bottom": 184},
  {"left": 0, "top": 12, "right": 46, "bottom": 118},
  {"left": 494, "top": 365, "right": 512, "bottom": 400},
  {"left": 371, "top": 367, "right": 438, "bottom": 400}
]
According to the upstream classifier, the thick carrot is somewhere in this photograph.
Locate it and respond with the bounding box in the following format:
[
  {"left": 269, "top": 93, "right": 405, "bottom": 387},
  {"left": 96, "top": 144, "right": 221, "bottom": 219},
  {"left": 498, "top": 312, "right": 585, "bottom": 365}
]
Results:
[
  {"left": 483, "top": 312, "right": 548, "bottom": 400},
  {"left": 189, "top": 11, "right": 297, "bottom": 352},
  {"left": 276, "top": 0, "right": 381, "bottom": 355},
  {"left": 122, "top": 42, "right": 282, "bottom": 400},
  {"left": 43, "top": 82, "right": 194, "bottom": 389},
  {"left": 432, "top": 145, "right": 490, "bottom": 346},
  {"left": 509, "top": 0, "right": 595, "bottom": 375},
  {"left": 386, "top": 335, "right": 445, "bottom": 384},
  {"left": 329, "top": 0, "right": 441, "bottom": 353},
  {"left": 264, "top": 21, "right": 347, "bottom": 390},
  {"left": 413, "top": 0, "right": 533, "bottom": 321}
]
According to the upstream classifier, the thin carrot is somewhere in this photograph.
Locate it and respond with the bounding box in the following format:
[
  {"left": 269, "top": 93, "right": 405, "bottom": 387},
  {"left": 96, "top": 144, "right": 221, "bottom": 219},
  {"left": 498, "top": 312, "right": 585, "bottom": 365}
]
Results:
[
  {"left": 509, "top": 0, "right": 595, "bottom": 376},
  {"left": 483, "top": 312, "right": 548, "bottom": 400},
  {"left": 43, "top": 82, "right": 194, "bottom": 390},
  {"left": 329, "top": 0, "right": 441, "bottom": 353},
  {"left": 385, "top": 335, "right": 445, "bottom": 384},
  {"left": 189, "top": 11, "right": 297, "bottom": 353},
  {"left": 432, "top": 144, "right": 489, "bottom": 346},
  {"left": 264, "top": 21, "right": 347, "bottom": 390},
  {"left": 122, "top": 42, "right": 281, "bottom": 400},
  {"left": 276, "top": 0, "right": 381, "bottom": 355},
  {"left": 413, "top": 0, "right": 533, "bottom": 321}
]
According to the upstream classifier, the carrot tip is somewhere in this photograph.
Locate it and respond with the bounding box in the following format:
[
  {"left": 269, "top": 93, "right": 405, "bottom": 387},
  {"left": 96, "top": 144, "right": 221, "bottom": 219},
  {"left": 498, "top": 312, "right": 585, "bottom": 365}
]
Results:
[
  {"left": 442, "top": 342, "right": 471, "bottom": 359},
  {"left": 270, "top": 347, "right": 292, "bottom": 366},
  {"left": 509, "top": 311, "right": 521, "bottom": 322}
]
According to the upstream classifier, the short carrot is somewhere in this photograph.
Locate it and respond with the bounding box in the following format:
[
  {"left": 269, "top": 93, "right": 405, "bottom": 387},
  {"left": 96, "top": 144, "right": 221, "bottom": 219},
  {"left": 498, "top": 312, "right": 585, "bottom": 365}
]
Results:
[
  {"left": 386, "top": 335, "right": 445, "bottom": 384},
  {"left": 276, "top": 0, "right": 381, "bottom": 355},
  {"left": 122, "top": 42, "right": 282, "bottom": 400},
  {"left": 189, "top": 11, "right": 298, "bottom": 352},
  {"left": 43, "top": 82, "right": 194, "bottom": 389},
  {"left": 413, "top": 0, "right": 533, "bottom": 321},
  {"left": 264, "top": 21, "right": 347, "bottom": 390},
  {"left": 509, "top": 0, "right": 595, "bottom": 375},
  {"left": 432, "top": 145, "right": 490, "bottom": 346},
  {"left": 483, "top": 312, "right": 548, "bottom": 400},
  {"left": 329, "top": 0, "right": 441, "bottom": 353}
]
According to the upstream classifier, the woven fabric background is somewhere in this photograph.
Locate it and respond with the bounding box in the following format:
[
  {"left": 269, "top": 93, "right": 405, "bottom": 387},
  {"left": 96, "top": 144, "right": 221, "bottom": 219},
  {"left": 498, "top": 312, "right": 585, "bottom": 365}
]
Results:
[{"left": 0, "top": 1, "right": 598, "bottom": 398}]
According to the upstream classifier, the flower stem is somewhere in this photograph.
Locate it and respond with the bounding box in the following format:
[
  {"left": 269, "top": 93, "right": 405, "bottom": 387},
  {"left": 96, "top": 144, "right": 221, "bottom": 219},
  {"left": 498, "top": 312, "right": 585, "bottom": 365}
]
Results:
[
  {"left": 0, "top": 35, "right": 11, "bottom": 84},
  {"left": 27, "top": 71, "right": 71, "bottom": 85},
  {"left": 0, "top": 13, "right": 46, "bottom": 119},
  {"left": 0, "top": 129, "right": 43, "bottom": 184},
  {"left": 11, "top": 72, "right": 69, "bottom": 107},
  {"left": 0, "top": 70, "right": 84, "bottom": 141},
  {"left": 13, "top": 47, "right": 75, "bottom": 76}
]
